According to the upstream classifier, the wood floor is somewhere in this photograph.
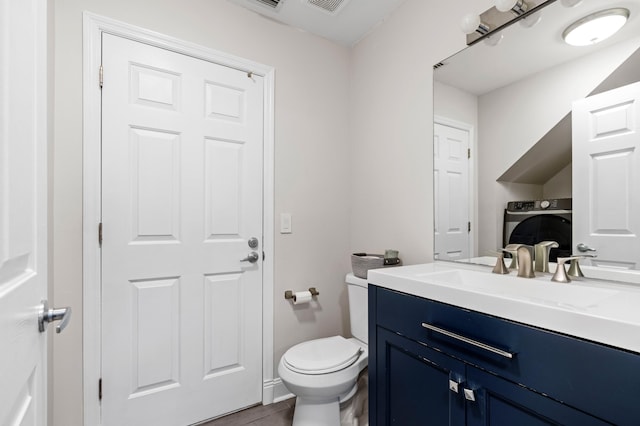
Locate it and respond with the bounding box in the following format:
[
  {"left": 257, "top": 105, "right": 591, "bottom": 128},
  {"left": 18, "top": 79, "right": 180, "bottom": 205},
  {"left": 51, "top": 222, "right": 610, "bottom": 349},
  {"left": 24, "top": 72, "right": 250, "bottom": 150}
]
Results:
[{"left": 199, "top": 398, "right": 295, "bottom": 426}]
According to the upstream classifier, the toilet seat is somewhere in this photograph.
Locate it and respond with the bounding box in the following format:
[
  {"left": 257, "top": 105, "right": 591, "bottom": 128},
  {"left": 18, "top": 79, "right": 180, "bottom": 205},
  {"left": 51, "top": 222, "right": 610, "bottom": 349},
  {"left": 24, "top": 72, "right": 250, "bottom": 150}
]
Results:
[{"left": 283, "top": 336, "right": 363, "bottom": 375}]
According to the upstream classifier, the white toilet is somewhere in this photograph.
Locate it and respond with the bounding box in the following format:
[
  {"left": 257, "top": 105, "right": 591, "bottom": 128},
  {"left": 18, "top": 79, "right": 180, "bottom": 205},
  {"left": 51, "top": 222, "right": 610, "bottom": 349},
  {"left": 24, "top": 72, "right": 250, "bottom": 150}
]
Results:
[{"left": 278, "top": 273, "right": 369, "bottom": 426}]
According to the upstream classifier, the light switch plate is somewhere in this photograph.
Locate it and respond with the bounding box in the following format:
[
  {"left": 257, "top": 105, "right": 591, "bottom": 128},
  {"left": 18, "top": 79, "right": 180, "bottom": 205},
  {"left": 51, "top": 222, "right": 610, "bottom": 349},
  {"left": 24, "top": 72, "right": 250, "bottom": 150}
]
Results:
[{"left": 280, "top": 213, "right": 292, "bottom": 234}]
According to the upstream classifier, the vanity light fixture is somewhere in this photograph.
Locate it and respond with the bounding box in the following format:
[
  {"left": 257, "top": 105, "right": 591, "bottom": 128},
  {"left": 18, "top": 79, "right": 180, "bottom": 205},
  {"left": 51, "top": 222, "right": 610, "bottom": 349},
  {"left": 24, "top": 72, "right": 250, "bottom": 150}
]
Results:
[
  {"left": 562, "top": 8, "right": 630, "bottom": 46},
  {"left": 484, "top": 33, "right": 504, "bottom": 46},
  {"left": 496, "top": 0, "right": 529, "bottom": 16},
  {"left": 560, "top": 0, "right": 582, "bottom": 7},
  {"left": 519, "top": 11, "right": 542, "bottom": 28},
  {"left": 460, "top": 13, "right": 490, "bottom": 35}
]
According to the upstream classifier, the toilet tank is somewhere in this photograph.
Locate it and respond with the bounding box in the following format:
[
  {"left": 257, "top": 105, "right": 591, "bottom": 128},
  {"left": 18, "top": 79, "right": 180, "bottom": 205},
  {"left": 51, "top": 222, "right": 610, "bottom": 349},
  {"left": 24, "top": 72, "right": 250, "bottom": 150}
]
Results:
[{"left": 346, "top": 273, "right": 368, "bottom": 344}]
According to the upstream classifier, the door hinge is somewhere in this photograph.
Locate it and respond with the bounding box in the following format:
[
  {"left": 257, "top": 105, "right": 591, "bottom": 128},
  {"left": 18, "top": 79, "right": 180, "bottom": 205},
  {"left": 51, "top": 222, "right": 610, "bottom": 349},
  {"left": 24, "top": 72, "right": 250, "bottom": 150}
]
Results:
[
  {"left": 468, "top": 148, "right": 471, "bottom": 159},
  {"left": 468, "top": 222, "right": 471, "bottom": 232},
  {"left": 98, "top": 222, "right": 103, "bottom": 246},
  {"left": 99, "top": 378, "right": 102, "bottom": 401},
  {"left": 99, "top": 65, "right": 104, "bottom": 89}
]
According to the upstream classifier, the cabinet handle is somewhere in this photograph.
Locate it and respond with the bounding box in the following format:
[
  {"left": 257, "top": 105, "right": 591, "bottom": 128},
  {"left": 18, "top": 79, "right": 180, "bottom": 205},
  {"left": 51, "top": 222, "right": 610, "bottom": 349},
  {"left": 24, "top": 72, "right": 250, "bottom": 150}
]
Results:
[
  {"left": 463, "top": 388, "right": 476, "bottom": 402},
  {"left": 421, "top": 322, "right": 515, "bottom": 359}
]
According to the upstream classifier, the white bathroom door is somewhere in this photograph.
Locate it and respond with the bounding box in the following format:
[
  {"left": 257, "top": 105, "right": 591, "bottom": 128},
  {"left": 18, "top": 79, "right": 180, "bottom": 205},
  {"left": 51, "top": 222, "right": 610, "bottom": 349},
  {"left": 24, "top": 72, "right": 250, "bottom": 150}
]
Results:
[
  {"left": 0, "top": 0, "right": 48, "bottom": 425},
  {"left": 572, "top": 81, "right": 640, "bottom": 269},
  {"left": 101, "top": 33, "right": 264, "bottom": 426},
  {"left": 434, "top": 122, "right": 470, "bottom": 261}
]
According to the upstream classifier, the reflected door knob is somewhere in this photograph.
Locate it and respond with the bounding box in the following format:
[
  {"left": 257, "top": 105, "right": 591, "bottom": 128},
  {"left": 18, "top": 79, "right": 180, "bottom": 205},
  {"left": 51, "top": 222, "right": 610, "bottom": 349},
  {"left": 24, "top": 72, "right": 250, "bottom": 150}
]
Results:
[
  {"left": 38, "top": 300, "right": 72, "bottom": 333},
  {"left": 240, "top": 251, "right": 260, "bottom": 263},
  {"left": 577, "top": 243, "right": 596, "bottom": 252}
]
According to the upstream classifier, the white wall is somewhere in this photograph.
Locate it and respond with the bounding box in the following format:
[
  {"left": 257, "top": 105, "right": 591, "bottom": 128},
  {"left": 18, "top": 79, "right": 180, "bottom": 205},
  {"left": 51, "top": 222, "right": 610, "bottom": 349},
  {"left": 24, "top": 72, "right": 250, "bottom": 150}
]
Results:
[
  {"left": 349, "top": 0, "right": 494, "bottom": 264},
  {"left": 54, "top": 1, "right": 351, "bottom": 424},
  {"left": 544, "top": 164, "right": 572, "bottom": 199},
  {"left": 434, "top": 81, "right": 478, "bottom": 128}
]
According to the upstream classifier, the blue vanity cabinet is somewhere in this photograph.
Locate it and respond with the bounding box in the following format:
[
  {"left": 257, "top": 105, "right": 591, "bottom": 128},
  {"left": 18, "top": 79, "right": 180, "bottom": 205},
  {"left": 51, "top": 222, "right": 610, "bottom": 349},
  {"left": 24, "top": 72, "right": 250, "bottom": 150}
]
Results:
[{"left": 368, "top": 285, "right": 639, "bottom": 425}]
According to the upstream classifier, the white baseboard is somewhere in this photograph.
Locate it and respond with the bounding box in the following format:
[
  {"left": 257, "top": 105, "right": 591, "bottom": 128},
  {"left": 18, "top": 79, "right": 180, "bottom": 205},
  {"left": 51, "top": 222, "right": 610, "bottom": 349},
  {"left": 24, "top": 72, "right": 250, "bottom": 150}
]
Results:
[{"left": 263, "top": 378, "right": 294, "bottom": 404}]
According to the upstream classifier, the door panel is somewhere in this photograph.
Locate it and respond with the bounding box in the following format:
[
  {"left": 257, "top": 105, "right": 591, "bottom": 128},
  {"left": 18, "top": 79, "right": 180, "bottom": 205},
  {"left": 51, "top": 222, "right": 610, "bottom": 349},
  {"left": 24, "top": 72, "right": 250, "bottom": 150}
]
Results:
[
  {"left": 573, "top": 82, "right": 640, "bottom": 269},
  {"left": 130, "top": 277, "right": 181, "bottom": 396},
  {"left": 0, "top": 0, "right": 48, "bottom": 424},
  {"left": 131, "top": 127, "right": 181, "bottom": 241},
  {"left": 205, "top": 139, "right": 243, "bottom": 236},
  {"left": 101, "top": 33, "right": 264, "bottom": 426},
  {"left": 203, "top": 273, "right": 244, "bottom": 376}
]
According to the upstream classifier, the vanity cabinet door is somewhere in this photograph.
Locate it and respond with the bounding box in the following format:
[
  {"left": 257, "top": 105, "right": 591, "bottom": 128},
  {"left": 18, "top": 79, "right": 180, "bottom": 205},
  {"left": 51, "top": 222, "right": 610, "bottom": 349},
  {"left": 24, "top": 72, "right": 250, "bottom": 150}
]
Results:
[
  {"left": 465, "top": 367, "right": 611, "bottom": 426},
  {"left": 375, "top": 327, "right": 466, "bottom": 426}
]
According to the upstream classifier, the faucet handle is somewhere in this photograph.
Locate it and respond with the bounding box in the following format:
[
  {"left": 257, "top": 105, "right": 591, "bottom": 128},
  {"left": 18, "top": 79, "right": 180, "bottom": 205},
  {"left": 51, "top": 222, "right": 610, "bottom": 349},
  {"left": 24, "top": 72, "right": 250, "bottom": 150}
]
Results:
[
  {"left": 492, "top": 251, "right": 510, "bottom": 275},
  {"left": 552, "top": 255, "right": 596, "bottom": 283},
  {"left": 551, "top": 257, "right": 572, "bottom": 283},
  {"left": 567, "top": 254, "right": 597, "bottom": 278}
]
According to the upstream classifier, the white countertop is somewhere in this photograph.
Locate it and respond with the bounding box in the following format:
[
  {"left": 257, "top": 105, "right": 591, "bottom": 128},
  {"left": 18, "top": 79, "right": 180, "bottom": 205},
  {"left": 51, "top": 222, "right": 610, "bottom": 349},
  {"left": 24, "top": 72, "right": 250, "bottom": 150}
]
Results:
[{"left": 367, "top": 261, "right": 640, "bottom": 354}]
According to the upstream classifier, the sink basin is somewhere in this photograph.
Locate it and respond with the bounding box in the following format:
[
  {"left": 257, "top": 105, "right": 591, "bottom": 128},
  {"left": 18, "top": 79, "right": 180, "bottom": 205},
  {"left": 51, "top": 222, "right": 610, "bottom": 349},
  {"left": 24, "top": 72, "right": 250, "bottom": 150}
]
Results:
[{"left": 416, "top": 269, "right": 619, "bottom": 310}]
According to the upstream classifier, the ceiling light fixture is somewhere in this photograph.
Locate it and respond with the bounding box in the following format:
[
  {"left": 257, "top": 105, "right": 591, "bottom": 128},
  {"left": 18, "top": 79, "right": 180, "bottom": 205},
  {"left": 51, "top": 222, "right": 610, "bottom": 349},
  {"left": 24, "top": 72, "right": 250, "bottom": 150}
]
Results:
[{"left": 562, "top": 8, "right": 630, "bottom": 46}]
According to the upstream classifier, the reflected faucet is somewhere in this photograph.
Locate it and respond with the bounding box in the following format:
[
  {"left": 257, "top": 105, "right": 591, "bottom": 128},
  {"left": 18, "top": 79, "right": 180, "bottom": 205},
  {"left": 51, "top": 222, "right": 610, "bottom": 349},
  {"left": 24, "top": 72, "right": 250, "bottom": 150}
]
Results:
[
  {"left": 503, "top": 243, "right": 524, "bottom": 270},
  {"left": 492, "top": 251, "right": 510, "bottom": 274},
  {"left": 516, "top": 245, "right": 535, "bottom": 278},
  {"left": 534, "top": 241, "right": 559, "bottom": 273}
]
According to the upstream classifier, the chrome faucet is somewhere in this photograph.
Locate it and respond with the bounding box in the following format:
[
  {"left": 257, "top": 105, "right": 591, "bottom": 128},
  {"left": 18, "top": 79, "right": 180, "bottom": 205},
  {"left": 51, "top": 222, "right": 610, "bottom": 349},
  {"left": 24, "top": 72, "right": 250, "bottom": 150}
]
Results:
[
  {"left": 516, "top": 245, "right": 535, "bottom": 278},
  {"left": 534, "top": 241, "right": 559, "bottom": 273}
]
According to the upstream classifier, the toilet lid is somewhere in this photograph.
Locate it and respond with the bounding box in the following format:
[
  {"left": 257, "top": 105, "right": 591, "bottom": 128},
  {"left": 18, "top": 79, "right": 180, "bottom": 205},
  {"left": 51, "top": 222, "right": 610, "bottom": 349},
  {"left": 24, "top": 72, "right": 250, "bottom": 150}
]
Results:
[{"left": 283, "top": 336, "right": 363, "bottom": 375}]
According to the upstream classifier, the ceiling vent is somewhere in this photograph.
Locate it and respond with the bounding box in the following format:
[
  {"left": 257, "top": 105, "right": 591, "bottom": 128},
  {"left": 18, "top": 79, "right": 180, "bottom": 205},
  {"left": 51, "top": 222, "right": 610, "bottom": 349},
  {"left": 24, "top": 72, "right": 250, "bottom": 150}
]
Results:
[
  {"left": 252, "top": 0, "right": 283, "bottom": 9},
  {"left": 306, "top": 0, "right": 349, "bottom": 14}
]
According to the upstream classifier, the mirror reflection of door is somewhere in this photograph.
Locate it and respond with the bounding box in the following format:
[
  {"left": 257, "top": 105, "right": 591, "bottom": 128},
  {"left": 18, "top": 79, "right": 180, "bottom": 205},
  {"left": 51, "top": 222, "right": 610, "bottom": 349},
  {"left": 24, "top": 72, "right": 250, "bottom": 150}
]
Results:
[
  {"left": 434, "top": 119, "right": 471, "bottom": 261},
  {"left": 572, "top": 81, "right": 640, "bottom": 269}
]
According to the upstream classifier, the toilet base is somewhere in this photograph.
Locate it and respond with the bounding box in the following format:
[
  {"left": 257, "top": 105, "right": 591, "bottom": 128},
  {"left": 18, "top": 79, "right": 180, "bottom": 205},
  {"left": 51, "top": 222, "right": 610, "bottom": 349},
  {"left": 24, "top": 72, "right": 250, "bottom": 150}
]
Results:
[{"left": 292, "top": 396, "right": 340, "bottom": 426}]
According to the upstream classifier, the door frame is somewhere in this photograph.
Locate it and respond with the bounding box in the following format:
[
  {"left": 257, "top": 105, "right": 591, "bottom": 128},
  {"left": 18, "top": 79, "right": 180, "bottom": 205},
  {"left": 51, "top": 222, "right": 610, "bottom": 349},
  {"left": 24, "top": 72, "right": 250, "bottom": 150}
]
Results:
[
  {"left": 82, "top": 13, "right": 275, "bottom": 425},
  {"left": 433, "top": 116, "right": 476, "bottom": 258}
]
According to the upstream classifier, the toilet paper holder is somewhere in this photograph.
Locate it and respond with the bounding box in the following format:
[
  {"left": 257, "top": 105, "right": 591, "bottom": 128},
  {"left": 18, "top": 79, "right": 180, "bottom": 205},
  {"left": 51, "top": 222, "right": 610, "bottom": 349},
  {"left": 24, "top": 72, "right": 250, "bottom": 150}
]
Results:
[{"left": 285, "top": 287, "right": 319, "bottom": 301}]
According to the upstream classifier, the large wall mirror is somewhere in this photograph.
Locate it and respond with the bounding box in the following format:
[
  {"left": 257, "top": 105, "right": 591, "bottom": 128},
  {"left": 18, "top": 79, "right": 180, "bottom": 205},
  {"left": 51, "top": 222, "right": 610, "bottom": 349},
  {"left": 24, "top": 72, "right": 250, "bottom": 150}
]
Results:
[{"left": 434, "top": 0, "right": 640, "bottom": 283}]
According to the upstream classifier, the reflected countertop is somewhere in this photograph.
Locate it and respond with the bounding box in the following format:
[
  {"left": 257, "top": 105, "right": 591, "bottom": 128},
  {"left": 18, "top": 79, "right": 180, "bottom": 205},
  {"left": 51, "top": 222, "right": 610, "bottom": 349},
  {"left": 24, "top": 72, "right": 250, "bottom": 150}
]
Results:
[{"left": 368, "top": 261, "right": 640, "bottom": 354}]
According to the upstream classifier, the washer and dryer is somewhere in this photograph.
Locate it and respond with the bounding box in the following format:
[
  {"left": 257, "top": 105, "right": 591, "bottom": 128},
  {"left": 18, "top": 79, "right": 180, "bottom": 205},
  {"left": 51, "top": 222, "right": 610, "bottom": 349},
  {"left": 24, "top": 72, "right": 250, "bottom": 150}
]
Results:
[{"left": 503, "top": 198, "right": 572, "bottom": 262}]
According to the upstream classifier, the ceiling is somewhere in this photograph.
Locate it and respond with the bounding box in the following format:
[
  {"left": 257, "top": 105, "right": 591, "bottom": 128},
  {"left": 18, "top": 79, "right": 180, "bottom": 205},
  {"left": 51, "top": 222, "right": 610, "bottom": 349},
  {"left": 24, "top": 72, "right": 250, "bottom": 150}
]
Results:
[{"left": 227, "top": 0, "right": 408, "bottom": 46}]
